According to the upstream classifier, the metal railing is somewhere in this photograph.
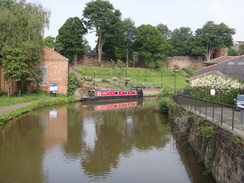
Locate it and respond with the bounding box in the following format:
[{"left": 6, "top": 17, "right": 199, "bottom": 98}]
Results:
[{"left": 175, "top": 94, "right": 244, "bottom": 132}]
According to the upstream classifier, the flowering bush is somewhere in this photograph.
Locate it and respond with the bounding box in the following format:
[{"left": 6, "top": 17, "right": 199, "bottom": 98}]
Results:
[{"left": 189, "top": 75, "right": 244, "bottom": 104}]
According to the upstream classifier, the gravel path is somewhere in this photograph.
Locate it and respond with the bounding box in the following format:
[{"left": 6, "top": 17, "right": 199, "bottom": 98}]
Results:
[{"left": 0, "top": 102, "right": 33, "bottom": 115}]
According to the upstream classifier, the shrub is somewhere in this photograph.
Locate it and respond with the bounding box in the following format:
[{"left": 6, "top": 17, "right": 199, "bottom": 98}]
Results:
[
  {"left": 189, "top": 75, "right": 244, "bottom": 104},
  {"left": 68, "top": 73, "right": 80, "bottom": 96}
]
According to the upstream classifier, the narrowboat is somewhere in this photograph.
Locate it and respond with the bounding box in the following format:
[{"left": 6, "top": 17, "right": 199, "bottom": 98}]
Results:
[{"left": 81, "top": 87, "right": 143, "bottom": 101}]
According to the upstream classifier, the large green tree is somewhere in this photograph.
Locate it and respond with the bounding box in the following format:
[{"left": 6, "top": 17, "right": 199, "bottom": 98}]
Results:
[
  {"left": 134, "top": 24, "right": 171, "bottom": 68},
  {"left": 0, "top": 0, "right": 50, "bottom": 95},
  {"left": 102, "top": 17, "right": 125, "bottom": 60},
  {"left": 56, "top": 17, "right": 87, "bottom": 66},
  {"left": 156, "top": 23, "right": 171, "bottom": 41},
  {"left": 193, "top": 21, "right": 235, "bottom": 60},
  {"left": 44, "top": 36, "right": 56, "bottom": 49},
  {"left": 83, "top": 0, "right": 122, "bottom": 63},
  {"left": 168, "top": 27, "right": 193, "bottom": 56},
  {"left": 124, "top": 17, "right": 136, "bottom": 66}
]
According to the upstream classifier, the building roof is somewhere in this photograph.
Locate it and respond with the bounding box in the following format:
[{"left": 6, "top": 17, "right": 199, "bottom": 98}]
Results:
[
  {"left": 187, "top": 55, "right": 244, "bottom": 81},
  {"left": 204, "top": 56, "right": 236, "bottom": 66},
  {"left": 44, "top": 47, "right": 69, "bottom": 62}
]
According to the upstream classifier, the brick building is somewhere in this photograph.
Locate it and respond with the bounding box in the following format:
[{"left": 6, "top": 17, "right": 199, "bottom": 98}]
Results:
[{"left": 0, "top": 47, "right": 69, "bottom": 95}]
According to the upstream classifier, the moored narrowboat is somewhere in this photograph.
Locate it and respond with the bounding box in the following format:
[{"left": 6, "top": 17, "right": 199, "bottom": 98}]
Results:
[{"left": 81, "top": 87, "right": 143, "bottom": 101}]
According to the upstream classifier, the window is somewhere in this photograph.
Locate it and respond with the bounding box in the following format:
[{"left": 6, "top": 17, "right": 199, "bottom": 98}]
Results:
[
  {"left": 227, "top": 62, "right": 235, "bottom": 66},
  {"left": 37, "top": 66, "right": 48, "bottom": 84},
  {"left": 237, "top": 62, "right": 244, "bottom": 66}
]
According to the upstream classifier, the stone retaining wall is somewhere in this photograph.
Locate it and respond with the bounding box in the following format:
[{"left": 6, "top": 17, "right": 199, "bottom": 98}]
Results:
[{"left": 170, "top": 107, "right": 244, "bottom": 183}]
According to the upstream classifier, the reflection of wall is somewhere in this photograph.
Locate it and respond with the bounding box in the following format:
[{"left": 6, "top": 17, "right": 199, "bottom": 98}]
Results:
[{"left": 43, "top": 108, "right": 68, "bottom": 149}]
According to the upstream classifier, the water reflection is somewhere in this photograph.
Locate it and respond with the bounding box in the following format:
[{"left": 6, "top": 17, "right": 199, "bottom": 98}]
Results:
[{"left": 0, "top": 99, "right": 215, "bottom": 183}]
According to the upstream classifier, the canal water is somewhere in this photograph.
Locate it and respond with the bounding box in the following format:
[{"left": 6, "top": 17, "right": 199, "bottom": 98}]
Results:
[{"left": 0, "top": 98, "right": 215, "bottom": 183}]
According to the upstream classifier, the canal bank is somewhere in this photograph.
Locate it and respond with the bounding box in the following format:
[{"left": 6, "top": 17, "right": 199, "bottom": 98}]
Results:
[{"left": 168, "top": 104, "right": 244, "bottom": 183}]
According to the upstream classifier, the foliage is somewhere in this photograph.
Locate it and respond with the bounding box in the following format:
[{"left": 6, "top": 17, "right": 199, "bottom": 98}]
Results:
[
  {"left": 2, "top": 47, "right": 42, "bottom": 96},
  {"left": 83, "top": 0, "right": 122, "bottom": 62},
  {"left": 102, "top": 19, "right": 125, "bottom": 60},
  {"left": 44, "top": 36, "right": 56, "bottom": 48},
  {"left": 189, "top": 75, "right": 244, "bottom": 104},
  {"left": 0, "top": 0, "right": 50, "bottom": 96},
  {"left": 182, "top": 67, "right": 202, "bottom": 77},
  {"left": 199, "top": 120, "right": 218, "bottom": 174},
  {"left": 157, "top": 91, "right": 174, "bottom": 113},
  {"left": 239, "top": 43, "right": 244, "bottom": 55},
  {"left": 56, "top": 17, "right": 87, "bottom": 66},
  {"left": 68, "top": 73, "right": 80, "bottom": 96},
  {"left": 228, "top": 48, "right": 239, "bottom": 56},
  {"left": 134, "top": 24, "right": 171, "bottom": 68},
  {"left": 156, "top": 23, "right": 171, "bottom": 40},
  {"left": 193, "top": 21, "right": 235, "bottom": 60},
  {"left": 168, "top": 27, "right": 193, "bottom": 56},
  {"left": 124, "top": 17, "right": 136, "bottom": 65}
]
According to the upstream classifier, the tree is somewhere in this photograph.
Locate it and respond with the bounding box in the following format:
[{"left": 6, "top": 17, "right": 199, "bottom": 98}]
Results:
[
  {"left": 130, "top": 51, "right": 139, "bottom": 68},
  {"left": 0, "top": 0, "right": 50, "bottom": 95},
  {"left": 239, "top": 43, "right": 244, "bottom": 55},
  {"left": 83, "top": 0, "right": 122, "bottom": 63},
  {"left": 134, "top": 24, "right": 171, "bottom": 68},
  {"left": 102, "top": 18, "right": 125, "bottom": 60},
  {"left": 228, "top": 48, "right": 238, "bottom": 56},
  {"left": 124, "top": 18, "right": 136, "bottom": 67},
  {"left": 194, "top": 21, "right": 235, "bottom": 60},
  {"left": 44, "top": 36, "right": 56, "bottom": 49},
  {"left": 156, "top": 23, "right": 171, "bottom": 41},
  {"left": 56, "top": 17, "right": 87, "bottom": 66},
  {"left": 168, "top": 27, "right": 193, "bottom": 56}
]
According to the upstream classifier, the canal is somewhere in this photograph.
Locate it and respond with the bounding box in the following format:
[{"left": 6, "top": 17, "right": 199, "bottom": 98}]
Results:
[{"left": 0, "top": 98, "right": 215, "bottom": 183}]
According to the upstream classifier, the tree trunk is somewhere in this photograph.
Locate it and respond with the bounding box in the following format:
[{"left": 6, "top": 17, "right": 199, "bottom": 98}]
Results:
[
  {"left": 7, "top": 81, "right": 12, "bottom": 97},
  {"left": 206, "top": 49, "right": 215, "bottom": 61},
  {"left": 98, "top": 36, "right": 105, "bottom": 63},
  {"left": 126, "top": 47, "right": 129, "bottom": 67},
  {"left": 74, "top": 50, "right": 77, "bottom": 66}
]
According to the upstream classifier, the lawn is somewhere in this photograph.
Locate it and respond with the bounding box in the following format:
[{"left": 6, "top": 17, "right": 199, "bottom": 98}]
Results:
[{"left": 73, "top": 66, "right": 193, "bottom": 91}]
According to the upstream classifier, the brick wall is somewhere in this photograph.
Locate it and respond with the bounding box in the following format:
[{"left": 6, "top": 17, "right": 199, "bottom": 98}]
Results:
[
  {"left": 78, "top": 55, "right": 204, "bottom": 69},
  {"left": 39, "top": 60, "right": 68, "bottom": 95},
  {"left": 165, "top": 56, "right": 204, "bottom": 69}
]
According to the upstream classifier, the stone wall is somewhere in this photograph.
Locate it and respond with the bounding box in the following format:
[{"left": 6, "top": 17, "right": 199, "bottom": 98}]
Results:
[
  {"left": 165, "top": 56, "right": 204, "bottom": 69},
  {"left": 77, "top": 55, "right": 204, "bottom": 69},
  {"left": 170, "top": 107, "right": 244, "bottom": 183}
]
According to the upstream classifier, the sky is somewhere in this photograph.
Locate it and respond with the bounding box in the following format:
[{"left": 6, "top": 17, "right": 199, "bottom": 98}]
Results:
[{"left": 27, "top": 0, "right": 244, "bottom": 48}]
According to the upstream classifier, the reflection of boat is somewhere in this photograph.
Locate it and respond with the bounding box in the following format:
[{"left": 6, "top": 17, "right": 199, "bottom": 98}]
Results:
[
  {"left": 81, "top": 87, "right": 143, "bottom": 101},
  {"left": 83, "top": 99, "right": 143, "bottom": 111}
]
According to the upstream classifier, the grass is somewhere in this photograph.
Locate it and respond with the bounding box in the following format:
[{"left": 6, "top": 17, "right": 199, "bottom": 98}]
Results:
[
  {"left": 0, "top": 90, "right": 80, "bottom": 125},
  {"left": 0, "top": 95, "right": 79, "bottom": 125},
  {"left": 73, "top": 66, "right": 198, "bottom": 91}
]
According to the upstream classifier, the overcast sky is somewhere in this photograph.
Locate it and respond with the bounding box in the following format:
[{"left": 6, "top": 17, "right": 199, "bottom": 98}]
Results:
[{"left": 27, "top": 0, "right": 244, "bottom": 48}]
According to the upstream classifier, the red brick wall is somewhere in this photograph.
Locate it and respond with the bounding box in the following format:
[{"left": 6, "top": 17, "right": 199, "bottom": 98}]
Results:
[
  {"left": 78, "top": 55, "right": 204, "bottom": 69},
  {"left": 39, "top": 60, "right": 68, "bottom": 95},
  {"left": 165, "top": 56, "right": 204, "bottom": 69}
]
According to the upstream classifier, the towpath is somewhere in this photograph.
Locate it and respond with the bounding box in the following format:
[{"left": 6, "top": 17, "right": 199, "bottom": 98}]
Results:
[{"left": 0, "top": 102, "right": 33, "bottom": 115}]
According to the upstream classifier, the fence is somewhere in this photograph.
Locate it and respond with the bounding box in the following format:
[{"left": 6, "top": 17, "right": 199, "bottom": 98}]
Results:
[{"left": 175, "top": 94, "right": 244, "bottom": 132}]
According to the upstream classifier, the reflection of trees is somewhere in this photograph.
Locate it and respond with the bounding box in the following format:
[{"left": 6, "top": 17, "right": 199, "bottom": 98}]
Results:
[
  {"left": 81, "top": 121, "right": 123, "bottom": 177},
  {"left": 0, "top": 115, "right": 44, "bottom": 183},
  {"left": 62, "top": 106, "right": 85, "bottom": 158},
  {"left": 79, "top": 107, "right": 171, "bottom": 179}
]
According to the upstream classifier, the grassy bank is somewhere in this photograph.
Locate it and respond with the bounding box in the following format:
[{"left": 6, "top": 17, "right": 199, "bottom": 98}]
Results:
[
  {"left": 0, "top": 95, "right": 79, "bottom": 125},
  {"left": 73, "top": 66, "right": 195, "bottom": 91}
]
